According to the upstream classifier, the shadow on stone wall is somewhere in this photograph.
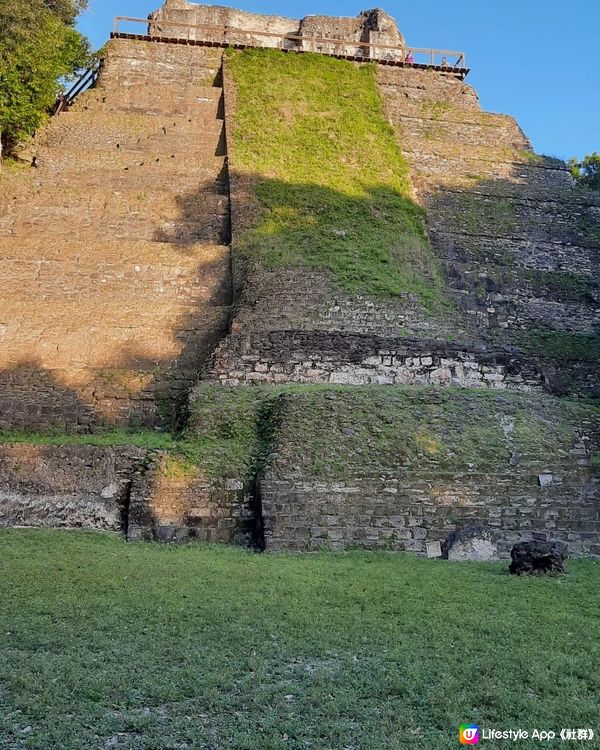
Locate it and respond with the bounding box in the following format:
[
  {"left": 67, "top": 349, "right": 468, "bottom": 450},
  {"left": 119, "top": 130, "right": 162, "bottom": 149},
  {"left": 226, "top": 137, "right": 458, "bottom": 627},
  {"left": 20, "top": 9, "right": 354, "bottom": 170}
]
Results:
[
  {"left": 2, "top": 159, "right": 598, "bottom": 433},
  {"left": 0, "top": 362, "right": 97, "bottom": 432},
  {"left": 0, "top": 284, "right": 231, "bottom": 431},
  {"left": 226, "top": 175, "right": 441, "bottom": 304},
  {"left": 422, "top": 166, "right": 600, "bottom": 396},
  {"left": 215, "top": 165, "right": 600, "bottom": 397}
]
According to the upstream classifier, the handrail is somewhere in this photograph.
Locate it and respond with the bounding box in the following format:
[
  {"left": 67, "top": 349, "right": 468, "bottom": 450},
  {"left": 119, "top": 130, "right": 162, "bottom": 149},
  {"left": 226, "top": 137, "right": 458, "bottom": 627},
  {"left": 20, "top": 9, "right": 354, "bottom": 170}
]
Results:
[
  {"left": 51, "top": 62, "right": 100, "bottom": 115},
  {"left": 112, "top": 16, "right": 467, "bottom": 71}
]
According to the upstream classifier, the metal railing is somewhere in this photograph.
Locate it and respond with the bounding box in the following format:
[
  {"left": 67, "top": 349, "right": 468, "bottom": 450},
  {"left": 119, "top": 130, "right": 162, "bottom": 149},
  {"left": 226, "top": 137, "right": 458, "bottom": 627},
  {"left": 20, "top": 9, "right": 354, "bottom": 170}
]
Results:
[
  {"left": 111, "top": 16, "right": 467, "bottom": 72},
  {"left": 51, "top": 62, "right": 100, "bottom": 115}
]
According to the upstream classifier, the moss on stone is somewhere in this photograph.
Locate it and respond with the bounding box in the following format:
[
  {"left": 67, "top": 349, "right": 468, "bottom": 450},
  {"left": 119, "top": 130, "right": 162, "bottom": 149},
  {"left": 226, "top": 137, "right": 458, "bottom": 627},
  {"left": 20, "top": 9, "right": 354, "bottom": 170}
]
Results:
[
  {"left": 4, "top": 385, "right": 598, "bottom": 482},
  {"left": 0, "top": 428, "right": 178, "bottom": 450},
  {"left": 517, "top": 270, "right": 596, "bottom": 303},
  {"left": 513, "top": 329, "right": 600, "bottom": 363},
  {"left": 226, "top": 48, "right": 448, "bottom": 309},
  {"left": 185, "top": 384, "right": 599, "bottom": 480}
]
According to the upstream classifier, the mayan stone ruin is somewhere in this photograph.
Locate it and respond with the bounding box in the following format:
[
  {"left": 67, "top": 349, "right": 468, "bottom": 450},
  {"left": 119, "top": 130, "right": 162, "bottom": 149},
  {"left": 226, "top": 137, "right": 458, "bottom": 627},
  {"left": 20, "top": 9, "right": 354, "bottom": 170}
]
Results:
[{"left": 0, "top": 1, "right": 598, "bottom": 558}]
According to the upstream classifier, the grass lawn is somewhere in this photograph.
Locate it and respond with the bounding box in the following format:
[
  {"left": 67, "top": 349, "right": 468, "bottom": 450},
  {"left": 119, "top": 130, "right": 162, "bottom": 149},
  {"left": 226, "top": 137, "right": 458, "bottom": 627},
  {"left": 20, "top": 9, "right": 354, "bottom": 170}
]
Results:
[{"left": 1, "top": 531, "right": 599, "bottom": 749}]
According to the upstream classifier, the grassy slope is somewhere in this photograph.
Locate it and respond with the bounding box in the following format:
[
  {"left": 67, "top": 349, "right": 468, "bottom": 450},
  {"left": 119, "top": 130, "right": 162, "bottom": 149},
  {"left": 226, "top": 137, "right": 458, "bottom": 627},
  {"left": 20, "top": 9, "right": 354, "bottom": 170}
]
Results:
[
  {"left": 186, "top": 384, "right": 600, "bottom": 480},
  {"left": 227, "top": 49, "right": 446, "bottom": 307},
  {"left": 1, "top": 530, "right": 599, "bottom": 750},
  {"left": 3, "top": 386, "right": 598, "bottom": 481}
]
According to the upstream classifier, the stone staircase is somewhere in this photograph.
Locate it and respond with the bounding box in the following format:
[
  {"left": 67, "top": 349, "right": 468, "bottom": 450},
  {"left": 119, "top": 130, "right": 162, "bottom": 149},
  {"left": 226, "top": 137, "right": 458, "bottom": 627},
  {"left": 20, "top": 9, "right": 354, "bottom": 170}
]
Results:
[{"left": 0, "top": 40, "right": 231, "bottom": 430}]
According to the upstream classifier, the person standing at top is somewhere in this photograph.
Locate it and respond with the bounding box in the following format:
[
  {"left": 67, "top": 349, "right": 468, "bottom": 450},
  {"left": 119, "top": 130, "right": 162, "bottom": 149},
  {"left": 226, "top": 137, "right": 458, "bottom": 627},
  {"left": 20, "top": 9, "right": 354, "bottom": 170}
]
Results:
[{"left": 405, "top": 50, "right": 414, "bottom": 64}]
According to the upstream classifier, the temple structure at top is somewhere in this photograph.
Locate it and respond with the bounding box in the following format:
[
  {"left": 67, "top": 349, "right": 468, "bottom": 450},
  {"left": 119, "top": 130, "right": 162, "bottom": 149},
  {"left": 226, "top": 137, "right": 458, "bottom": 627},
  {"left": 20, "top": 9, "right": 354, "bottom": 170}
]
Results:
[
  {"left": 111, "top": 1, "right": 467, "bottom": 73},
  {"left": 148, "top": 1, "right": 407, "bottom": 59}
]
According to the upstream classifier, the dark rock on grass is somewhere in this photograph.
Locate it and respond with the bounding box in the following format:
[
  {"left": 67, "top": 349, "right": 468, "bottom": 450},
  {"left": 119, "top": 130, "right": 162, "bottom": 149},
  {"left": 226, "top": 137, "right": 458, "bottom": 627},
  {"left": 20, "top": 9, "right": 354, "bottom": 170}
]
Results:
[
  {"left": 509, "top": 540, "right": 567, "bottom": 575},
  {"left": 442, "top": 525, "right": 499, "bottom": 561}
]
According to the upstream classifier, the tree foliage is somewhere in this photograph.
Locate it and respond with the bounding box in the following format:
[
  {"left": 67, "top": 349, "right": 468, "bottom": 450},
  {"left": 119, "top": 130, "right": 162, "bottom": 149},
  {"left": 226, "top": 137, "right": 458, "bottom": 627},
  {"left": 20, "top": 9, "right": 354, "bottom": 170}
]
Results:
[
  {"left": 0, "top": 0, "right": 90, "bottom": 157},
  {"left": 568, "top": 152, "right": 600, "bottom": 191},
  {"left": 43, "top": 0, "right": 89, "bottom": 24}
]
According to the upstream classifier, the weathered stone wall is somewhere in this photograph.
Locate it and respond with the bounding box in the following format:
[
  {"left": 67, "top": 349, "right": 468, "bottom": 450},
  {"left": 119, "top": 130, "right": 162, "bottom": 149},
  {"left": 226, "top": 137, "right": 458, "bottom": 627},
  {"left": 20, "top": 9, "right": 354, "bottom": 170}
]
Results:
[
  {"left": 261, "top": 472, "right": 600, "bottom": 558},
  {"left": 0, "top": 40, "right": 231, "bottom": 429},
  {"left": 149, "top": 2, "right": 405, "bottom": 59},
  {"left": 0, "top": 443, "right": 257, "bottom": 543},
  {"left": 376, "top": 65, "right": 600, "bottom": 392},
  {"left": 150, "top": 1, "right": 294, "bottom": 46},
  {"left": 127, "top": 452, "right": 257, "bottom": 544},
  {"left": 227, "top": 268, "right": 451, "bottom": 338},
  {"left": 297, "top": 9, "right": 405, "bottom": 58},
  {"left": 0, "top": 444, "right": 146, "bottom": 531},
  {"left": 210, "top": 331, "right": 543, "bottom": 390},
  {"left": 257, "top": 390, "right": 600, "bottom": 557}
]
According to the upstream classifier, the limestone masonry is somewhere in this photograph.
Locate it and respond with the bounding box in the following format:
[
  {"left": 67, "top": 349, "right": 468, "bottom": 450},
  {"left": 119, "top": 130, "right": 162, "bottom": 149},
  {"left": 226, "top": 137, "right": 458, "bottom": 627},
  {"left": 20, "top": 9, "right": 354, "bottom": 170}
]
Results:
[
  {"left": 0, "top": 2, "right": 598, "bottom": 556},
  {"left": 0, "top": 40, "right": 229, "bottom": 429},
  {"left": 150, "top": 1, "right": 406, "bottom": 59}
]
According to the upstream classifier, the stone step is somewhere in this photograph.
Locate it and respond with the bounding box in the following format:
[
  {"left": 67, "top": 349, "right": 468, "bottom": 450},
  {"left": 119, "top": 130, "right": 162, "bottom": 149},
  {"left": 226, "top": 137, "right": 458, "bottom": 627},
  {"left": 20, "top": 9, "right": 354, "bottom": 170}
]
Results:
[
  {"left": 430, "top": 185, "right": 599, "bottom": 211},
  {"left": 2, "top": 306, "right": 232, "bottom": 338},
  {"left": 0, "top": 235, "right": 230, "bottom": 265},
  {"left": 0, "top": 239, "right": 232, "bottom": 302},
  {"left": 77, "top": 79, "right": 222, "bottom": 101},
  {"left": 443, "top": 275, "right": 599, "bottom": 334},
  {"left": 409, "top": 154, "right": 573, "bottom": 193},
  {"left": 0, "top": 190, "right": 230, "bottom": 241},
  {"left": 99, "top": 39, "right": 223, "bottom": 86},
  {"left": 35, "top": 138, "right": 226, "bottom": 172},
  {"left": 1, "top": 182, "right": 228, "bottom": 209},
  {"left": 3, "top": 217, "right": 229, "bottom": 245},
  {"left": 0, "top": 277, "right": 232, "bottom": 314},
  {"left": 434, "top": 235, "right": 599, "bottom": 278},
  {"left": 430, "top": 181, "right": 598, "bottom": 205},
  {"left": 0, "top": 182, "right": 227, "bottom": 213},
  {"left": 0, "top": 306, "right": 231, "bottom": 370},
  {"left": 428, "top": 191, "right": 600, "bottom": 247},
  {"left": 40, "top": 111, "right": 224, "bottom": 150},
  {"left": 388, "top": 110, "right": 528, "bottom": 152},
  {"left": 8, "top": 166, "right": 229, "bottom": 195},
  {"left": 75, "top": 84, "right": 224, "bottom": 118},
  {"left": 404, "top": 139, "right": 528, "bottom": 165},
  {"left": 384, "top": 101, "right": 518, "bottom": 130}
]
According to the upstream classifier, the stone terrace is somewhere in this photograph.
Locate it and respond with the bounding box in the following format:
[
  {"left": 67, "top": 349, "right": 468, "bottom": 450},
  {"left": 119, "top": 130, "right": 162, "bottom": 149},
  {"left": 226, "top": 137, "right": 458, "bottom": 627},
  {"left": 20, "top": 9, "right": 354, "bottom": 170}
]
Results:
[{"left": 377, "top": 66, "right": 600, "bottom": 392}]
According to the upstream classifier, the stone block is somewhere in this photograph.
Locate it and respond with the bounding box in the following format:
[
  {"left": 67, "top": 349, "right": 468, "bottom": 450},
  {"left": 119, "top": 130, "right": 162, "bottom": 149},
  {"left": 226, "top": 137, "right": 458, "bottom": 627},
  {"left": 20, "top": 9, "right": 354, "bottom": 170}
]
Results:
[{"left": 443, "top": 526, "right": 500, "bottom": 561}]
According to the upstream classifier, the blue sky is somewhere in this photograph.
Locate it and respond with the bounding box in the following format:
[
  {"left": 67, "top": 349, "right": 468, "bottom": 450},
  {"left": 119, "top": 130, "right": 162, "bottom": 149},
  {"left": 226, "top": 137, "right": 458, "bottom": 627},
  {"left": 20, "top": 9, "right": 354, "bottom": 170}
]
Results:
[{"left": 78, "top": 0, "right": 599, "bottom": 161}]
